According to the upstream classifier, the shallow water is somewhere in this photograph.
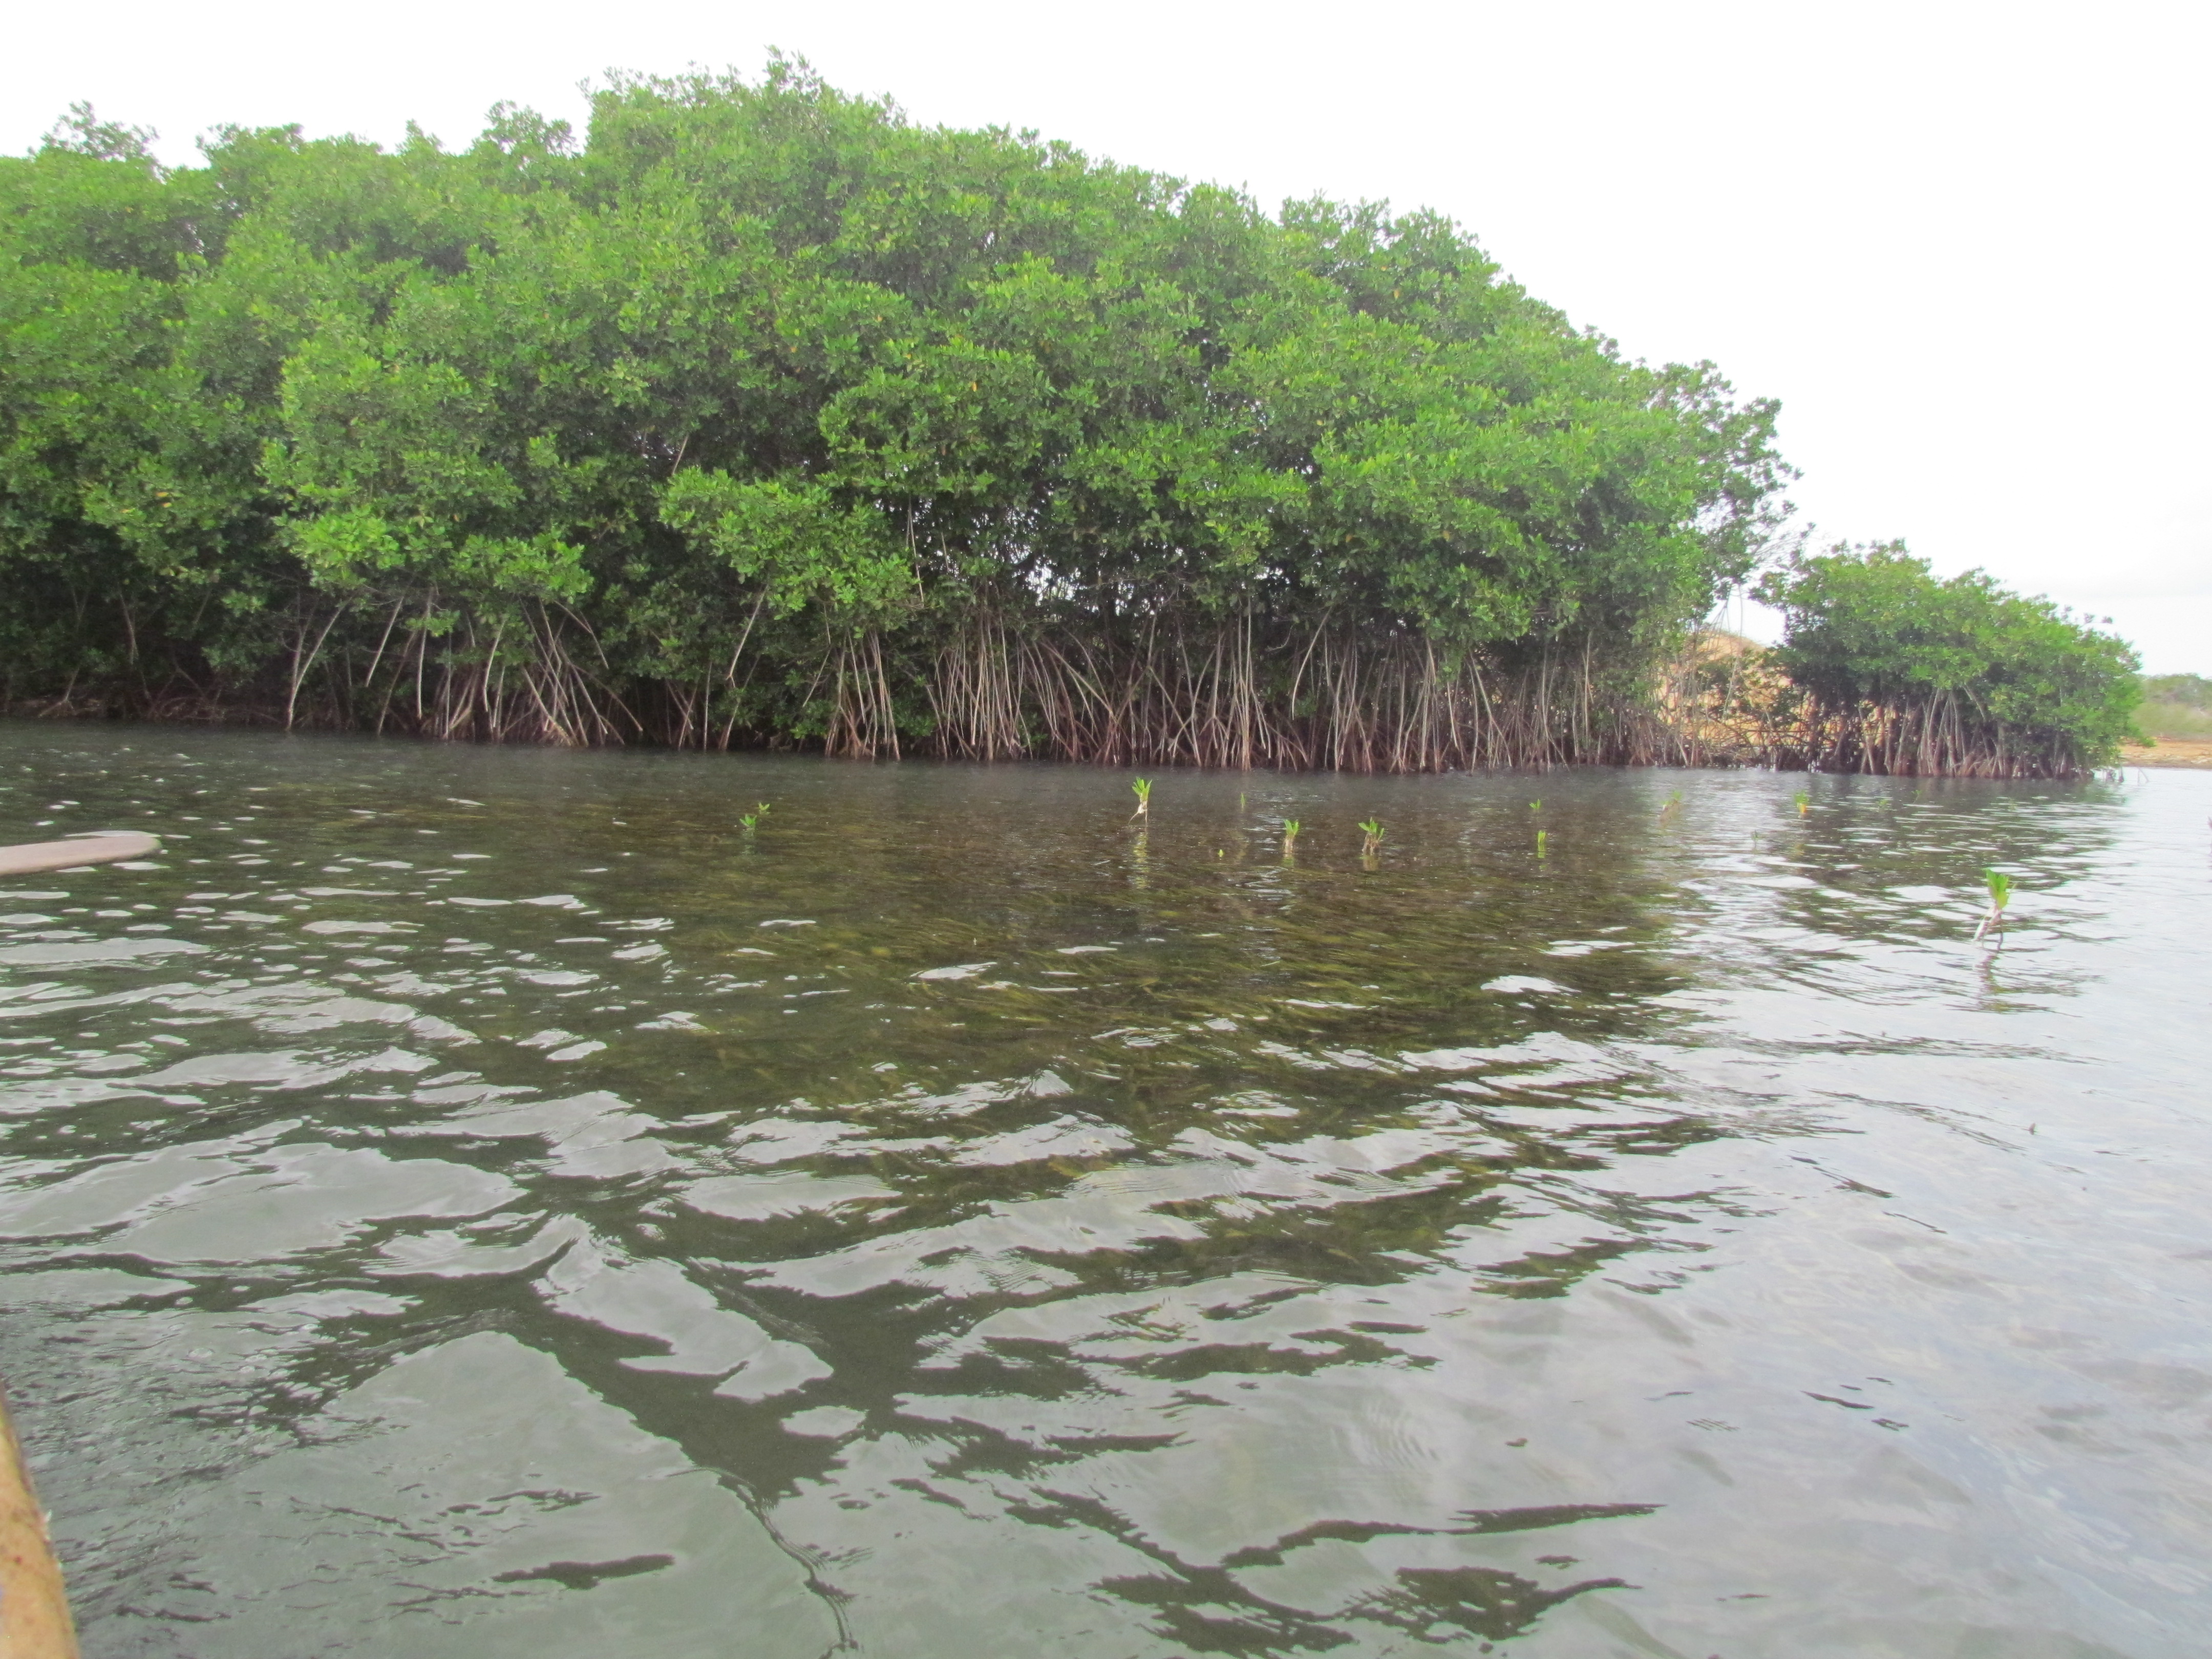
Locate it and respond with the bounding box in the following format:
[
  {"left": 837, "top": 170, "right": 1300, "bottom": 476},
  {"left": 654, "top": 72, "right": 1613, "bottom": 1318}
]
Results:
[{"left": 0, "top": 725, "right": 2206, "bottom": 1658}]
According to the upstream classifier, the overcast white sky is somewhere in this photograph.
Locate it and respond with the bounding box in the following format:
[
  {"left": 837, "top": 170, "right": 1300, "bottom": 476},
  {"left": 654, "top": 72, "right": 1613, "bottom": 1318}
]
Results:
[{"left": 9, "top": 0, "right": 2206, "bottom": 670}]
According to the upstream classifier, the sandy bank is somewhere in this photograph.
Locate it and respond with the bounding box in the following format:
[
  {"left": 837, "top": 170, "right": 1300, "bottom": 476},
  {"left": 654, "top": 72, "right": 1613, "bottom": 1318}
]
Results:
[{"left": 2122, "top": 738, "right": 2212, "bottom": 769}]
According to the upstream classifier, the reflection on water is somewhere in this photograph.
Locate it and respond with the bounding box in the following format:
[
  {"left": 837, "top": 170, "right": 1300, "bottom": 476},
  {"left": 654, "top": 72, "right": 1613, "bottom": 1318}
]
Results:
[{"left": 0, "top": 727, "right": 2206, "bottom": 1657}]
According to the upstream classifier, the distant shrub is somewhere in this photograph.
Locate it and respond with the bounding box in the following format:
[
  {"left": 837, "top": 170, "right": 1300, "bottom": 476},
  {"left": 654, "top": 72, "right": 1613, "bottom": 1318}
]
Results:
[
  {"left": 1755, "top": 545, "right": 2141, "bottom": 776},
  {"left": 2137, "top": 676, "right": 2212, "bottom": 740}
]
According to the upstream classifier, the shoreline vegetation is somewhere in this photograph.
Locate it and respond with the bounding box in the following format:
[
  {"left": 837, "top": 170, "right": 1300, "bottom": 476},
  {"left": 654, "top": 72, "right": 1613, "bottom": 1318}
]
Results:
[
  {"left": 2123, "top": 674, "right": 2212, "bottom": 768},
  {"left": 1, "top": 63, "right": 2144, "bottom": 777}
]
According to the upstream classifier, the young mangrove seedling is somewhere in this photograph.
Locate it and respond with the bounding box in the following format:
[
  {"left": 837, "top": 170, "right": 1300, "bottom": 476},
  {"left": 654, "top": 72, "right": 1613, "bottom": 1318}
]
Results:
[
  {"left": 1359, "top": 819, "right": 1386, "bottom": 857},
  {"left": 1795, "top": 792, "right": 1811, "bottom": 816},
  {"left": 1536, "top": 827, "right": 1548, "bottom": 858},
  {"left": 1528, "top": 800, "right": 1541, "bottom": 813},
  {"left": 739, "top": 801, "right": 771, "bottom": 831},
  {"left": 1281, "top": 818, "right": 1302, "bottom": 858},
  {"left": 1975, "top": 866, "right": 2012, "bottom": 940},
  {"left": 1130, "top": 777, "right": 1152, "bottom": 820}
]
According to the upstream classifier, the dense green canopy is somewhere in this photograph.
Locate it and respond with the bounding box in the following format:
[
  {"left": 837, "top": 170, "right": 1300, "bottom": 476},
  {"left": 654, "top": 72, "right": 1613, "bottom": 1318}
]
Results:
[
  {"left": 1, "top": 63, "right": 1789, "bottom": 766},
  {"left": 1756, "top": 545, "right": 2141, "bottom": 775}
]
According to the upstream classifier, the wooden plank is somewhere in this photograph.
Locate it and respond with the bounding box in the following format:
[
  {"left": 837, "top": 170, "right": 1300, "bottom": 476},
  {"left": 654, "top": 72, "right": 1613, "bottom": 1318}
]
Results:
[
  {"left": 0, "top": 1385, "right": 77, "bottom": 1658},
  {"left": 0, "top": 835, "right": 160, "bottom": 877}
]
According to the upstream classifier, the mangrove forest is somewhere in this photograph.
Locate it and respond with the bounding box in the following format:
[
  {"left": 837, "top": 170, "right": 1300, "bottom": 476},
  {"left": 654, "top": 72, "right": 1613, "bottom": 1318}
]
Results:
[{"left": 0, "top": 64, "right": 2140, "bottom": 774}]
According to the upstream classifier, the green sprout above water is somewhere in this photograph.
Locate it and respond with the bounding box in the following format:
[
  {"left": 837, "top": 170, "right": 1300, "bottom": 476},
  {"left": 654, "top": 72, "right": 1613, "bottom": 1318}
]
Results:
[
  {"left": 1795, "top": 792, "right": 1811, "bottom": 816},
  {"left": 1975, "top": 866, "right": 2013, "bottom": 940},
  {"left": 1359, "top": 819, "right": 1386, "bottom": 856},
  {"left": 739, "top": 801, "right": 771, "bottom": 831},
  {"left": 1281, "top": 818, "right": 1302, "bottom": 856},
  {"left": 1536, "top": 827, "right": 1548, "bottom": 858},
  {"left": 1528, "top": 799, "right": 1541, "bottom": 813},
  {"left": 1130, "top": 777, "right": 1152, "bottom": 819}
]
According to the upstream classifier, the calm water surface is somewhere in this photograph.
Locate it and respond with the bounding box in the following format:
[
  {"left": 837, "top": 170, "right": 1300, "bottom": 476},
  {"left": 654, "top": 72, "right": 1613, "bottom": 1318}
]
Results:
[{"left": 1, "top": 726, "right": 2206, "bottom": 1658}]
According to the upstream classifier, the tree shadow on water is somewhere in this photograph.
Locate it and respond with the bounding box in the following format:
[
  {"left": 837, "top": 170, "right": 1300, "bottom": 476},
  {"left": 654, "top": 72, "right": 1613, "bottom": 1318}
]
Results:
[
  {"left": 1352, "top": 1564, "right": 1631, "bottom": 1643},
  {"left": 1105, "top": 1562, "right": 1631, "bottom": 1654},
  {"left": 1064, "top": 1492, "right": 1651, "bottom": 1654}
]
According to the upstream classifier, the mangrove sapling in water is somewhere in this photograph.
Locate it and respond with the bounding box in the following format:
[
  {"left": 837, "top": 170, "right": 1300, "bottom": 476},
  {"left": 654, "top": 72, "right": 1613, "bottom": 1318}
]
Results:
[
  {"left": 1976, "top": 867, "right": 2012, "bottom": 940},
  {"left": 1536, "top": 828, "right": 1548, "bottom": 859},
  {"left": 1131, "top": 778, "right": 1152, "bottom": 821},
  {"left": 1281, "top": 819, "right": 1302, "bottom": 860},
  {"left": 739, "top": 802, "right": 771, "bottom": 831},
  {"left": 1796, "top": 792, "right": 1811, "bottom": 816},
  {"left": 1359, "top": 819, "right": 1386, "bottom": 857}
]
